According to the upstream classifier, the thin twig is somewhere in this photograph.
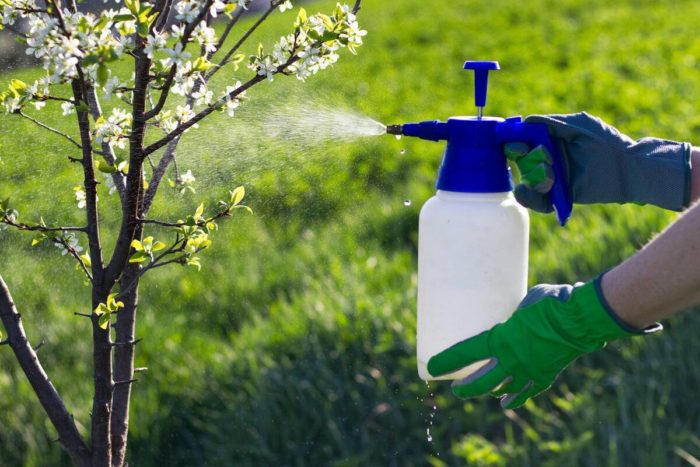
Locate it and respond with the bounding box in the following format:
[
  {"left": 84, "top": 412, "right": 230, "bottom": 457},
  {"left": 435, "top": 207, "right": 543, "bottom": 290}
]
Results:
[
  {"left": 112, "top": 379, "right": 138, "bottom": 389},
  {"left": 33, "top": 338, "right": 46, "bottom": 352},
  {"left": 52, "top": 237, "right": 93, "bottom": 284},
  {"left": 137, "top": 208, "right": 231, "bottom": 228},
  {"left": 74, "top": 312, "right": 92, "bottom": 319},
  {"left": 18, "top": 111, "right": 83, "bottom": 151},
  {"left": 111, "top": 338, "right": 142, "bottom": 347},
  {"left": 206, "top": 0, "right": 279, "bottom": 81},
  {"left": 1, "top": 217, "right": 87, "bottom": 233},
  {"left": 210, "top": 7, "right": 246, "bottom": 58}
]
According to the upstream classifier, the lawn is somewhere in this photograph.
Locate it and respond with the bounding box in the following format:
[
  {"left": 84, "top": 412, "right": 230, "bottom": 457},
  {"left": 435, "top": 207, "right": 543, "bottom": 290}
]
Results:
[{"left": 1, "top": 0, "right": 700, "bottom": 465}]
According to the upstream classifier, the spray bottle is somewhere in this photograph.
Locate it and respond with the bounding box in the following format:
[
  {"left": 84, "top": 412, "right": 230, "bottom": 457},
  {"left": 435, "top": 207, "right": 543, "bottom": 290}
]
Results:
[{"left": 386, "top": 61, "right": 572, "bottom": 380}]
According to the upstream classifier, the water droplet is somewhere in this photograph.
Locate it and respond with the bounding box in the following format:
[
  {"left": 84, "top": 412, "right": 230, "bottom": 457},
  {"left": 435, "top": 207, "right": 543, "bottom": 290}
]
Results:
[
  {"left": 426, "top": 428, "right": 433, "bottom": 443},
  {"left": 403, "top": 199, "right": 412, "bottom": 206},
  {"left": 395, "top": 134, "right": 402, "bottom": 140},
  {"left": 400, "top": 149, "right": 406, "bottom": 155}
]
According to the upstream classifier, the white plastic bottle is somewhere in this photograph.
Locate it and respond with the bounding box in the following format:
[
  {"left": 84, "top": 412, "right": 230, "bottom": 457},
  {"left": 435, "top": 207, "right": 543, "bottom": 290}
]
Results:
[{"left": 416, "top": 189, "right": 529, "bottom": 380}]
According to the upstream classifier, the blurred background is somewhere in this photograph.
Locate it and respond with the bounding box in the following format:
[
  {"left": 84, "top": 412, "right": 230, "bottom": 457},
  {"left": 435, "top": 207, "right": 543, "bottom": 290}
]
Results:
[{"left": 2, "top": 0, "right": 700, "bottom": 465}]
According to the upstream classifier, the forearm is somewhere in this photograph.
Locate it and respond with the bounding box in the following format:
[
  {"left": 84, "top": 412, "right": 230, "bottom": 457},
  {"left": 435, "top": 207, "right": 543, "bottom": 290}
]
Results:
[{"left": 602, "top": 151, "right": 700, "bottom": 327}]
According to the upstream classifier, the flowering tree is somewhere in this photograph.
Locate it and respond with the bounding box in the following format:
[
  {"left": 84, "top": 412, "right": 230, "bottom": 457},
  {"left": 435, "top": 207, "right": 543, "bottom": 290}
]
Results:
[{"left": 0, "top": 0, "right": 364, "bottom": 465}]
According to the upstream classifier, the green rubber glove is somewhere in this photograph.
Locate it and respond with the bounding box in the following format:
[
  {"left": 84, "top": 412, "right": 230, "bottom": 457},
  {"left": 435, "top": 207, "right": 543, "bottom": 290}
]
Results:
[
  {"left": 427, "top": 278, "right": 661, "bottom": 409},
  {"left": 504, "top": 112, "right": 692, "bottom": 213}
]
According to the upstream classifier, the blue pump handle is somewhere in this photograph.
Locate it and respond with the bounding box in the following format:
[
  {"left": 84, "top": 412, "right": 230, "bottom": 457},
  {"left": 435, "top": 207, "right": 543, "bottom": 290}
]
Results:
[
  {"left": 497, "top": 117, "right": 573, "bottom": 226},
  {"left": 463, "top": 61, "right": 500, "bottom": 109}
]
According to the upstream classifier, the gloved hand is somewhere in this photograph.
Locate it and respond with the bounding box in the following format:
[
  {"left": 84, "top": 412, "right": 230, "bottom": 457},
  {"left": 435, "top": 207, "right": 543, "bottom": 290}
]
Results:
[
  {"left": 504, "top": 112, "right": 692, "bottom": 212},
  {"left": 427, "top": 277, "right": 661, "bottom": 409}
]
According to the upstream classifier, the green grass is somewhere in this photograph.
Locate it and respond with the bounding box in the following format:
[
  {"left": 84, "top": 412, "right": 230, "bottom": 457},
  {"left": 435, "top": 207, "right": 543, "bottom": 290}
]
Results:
[{"left": 2, "top": 0, "right": 700, "bottom": 465}]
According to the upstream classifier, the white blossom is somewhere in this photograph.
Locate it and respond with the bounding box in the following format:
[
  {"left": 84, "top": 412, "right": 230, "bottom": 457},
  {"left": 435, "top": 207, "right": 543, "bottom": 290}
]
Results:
[
  {"left": 103, "top": 174, "right": 118, "bottom": 195},
  {"left": 54, "top": 233, "right": 83, "bottom": 256},
  {"left": 180, "top": 169, "right": 196, "bottom": 185},
  {"left": 103, "top": 76, "right": 127, "bottom": 101},
  {"left": 144, "top": 32, "right": 167, "bottom": 59},
  {"left": 193, "top": 21, "right": 217, "bottom": 54},
  {"left": 161, "top": 42, "right": 191, "bottom": 68},
  {"left": 249, "top": 55, "right": 277, "bottom": 81},
  {"left": 74, "top": 186, "right": 87, "bottom": 209},
  {"left": 175, "top": 104, "right": 195, "bottom": 123},
  {"left": 192, "top": 86, "right": 213, "bottom": 107},
  {"left": 61, "top": 101, "right": 75, "bottom": 116},
  {"left": 94, "top": 107, "right": 132, "bottom": 149},
  {"left": 175, "top": 0, "right": 201, "bottom": 23},
  {"left": 222, "top": 81, "right": 245, "bottom": 117},
  {"left": 278, "top": 0, "right": 293, "bottom": 12},
  {"left": 209, "top": 0, "right": 226, "bottom": 17}
]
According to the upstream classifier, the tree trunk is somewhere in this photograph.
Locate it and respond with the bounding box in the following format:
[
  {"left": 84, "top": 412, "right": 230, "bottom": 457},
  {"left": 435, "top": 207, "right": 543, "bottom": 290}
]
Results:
[
  {"left": 91, "top": 289, "right": 114, "bottom": 467},
  {"left": 110, "top": 263, "right": 140, "bottom": 466}
]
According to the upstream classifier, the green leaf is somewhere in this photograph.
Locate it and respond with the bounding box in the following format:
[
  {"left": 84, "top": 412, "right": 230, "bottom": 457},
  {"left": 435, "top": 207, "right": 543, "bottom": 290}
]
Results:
[
  {"left": 125, "top": 0, "right": 140, "bottom": 15},
  {"left": 98, "top": 312, "right": 111, "bottom": 329},
  {"left": 194, "top": 203, "right": 204, "bottom": 219},
  {"left": 113, "top": 14, "right": 134, "bottom": 22},
  {"left": 129, "top": 251, "right": 149, "bottom": 263},
  {"left": 136, "top": 21, "right": 149, "bottom": 38},
  {"left": 31, "top": 237, "right": 45, "bottom": 246},
  {"left": 130, "top": 239, "right": 144, "bottom": 251},
  {"left": 296, "top": 7, "right": 308, "bottom": 26},
  {"left": 230, "top": 186, "right": 245, "bottom": 205},
  {"left": 319, "top": 13, "right": 334, "bottom": 31},
  {"left": 186, "top": 257, "right": 202, "bottom": 271},
  {"left": 97, "top": 160, "right": 116, "bottom": 173},
  {"left": 223, "top": 3, "right": 237, "bottom": 18},
  {"left": 193, "top": 57, "right": 212, "bottom": 72},
  {"left": 235, "top": 205, "right": 253, "bottom": 215},
  {"left": 151, "top": 241, "right": 166, "bottom": 252}
]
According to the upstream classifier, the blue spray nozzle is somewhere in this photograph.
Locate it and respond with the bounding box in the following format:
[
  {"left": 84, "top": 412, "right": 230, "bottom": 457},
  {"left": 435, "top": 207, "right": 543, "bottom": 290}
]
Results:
[
  {"left": 463, "top": 61, "right": 500, "bottom": 117},
  {"left": 385, "top": 60, "right": 573, "bottom": 226}
]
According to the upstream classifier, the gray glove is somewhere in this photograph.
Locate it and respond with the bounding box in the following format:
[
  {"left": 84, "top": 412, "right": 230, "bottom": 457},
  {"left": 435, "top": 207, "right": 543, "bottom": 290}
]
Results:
[{"left": 504, "top": 112, "right": 692, "bottom": 212}]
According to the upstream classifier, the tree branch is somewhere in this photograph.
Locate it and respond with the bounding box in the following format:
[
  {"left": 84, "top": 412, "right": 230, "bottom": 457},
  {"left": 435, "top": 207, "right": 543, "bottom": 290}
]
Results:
[
  {"left": 143, "top": 71, "right": 266, "bottom": 156},
  {"left": 0, "top": 274, "right": 91, "bottom": 466}
]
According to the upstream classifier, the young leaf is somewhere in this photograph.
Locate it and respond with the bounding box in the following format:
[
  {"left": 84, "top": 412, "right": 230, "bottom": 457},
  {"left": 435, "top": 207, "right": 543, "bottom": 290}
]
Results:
[
  {"left": 97, "top": 160, "right": 117, "bottom": 173},
  {"left": 97, "top": 64, "right": 109, "bottom": 87},
  {"left": 98, "top": 313, "right": 111, "bottom": 330},
  {"left": 194, "top": 203, "right": 204, "bottom": 219},
  {"left": 130, "top": 239, "right": 144, "bottom": 251},
  {"left": 129, "top": 251, "right": 149, "bottom": 263},
  {"left": 151, "top": 241, "right": 166, "bottom": 252},
  {"left": 230, "top": 186, "right": 245, "bottom": 205},
  {"left": 224, "top": 3, "right": 236, "bottom": 17}
]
